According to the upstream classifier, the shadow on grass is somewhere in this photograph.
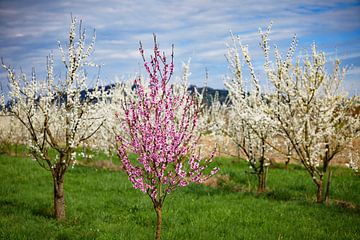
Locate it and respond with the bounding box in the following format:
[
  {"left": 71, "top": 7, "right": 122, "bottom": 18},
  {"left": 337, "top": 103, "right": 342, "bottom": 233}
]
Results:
[
  {"left": 0, "top": 198, "right": 55, "bottom": 220},
  {"left": 0, "top": 199, "right": 20, "bottom": 215},
  {"left": 264, "top": 189, "right": 293, "bottom": 201},
  {"left": 184, "top": 176, "right": 360, "bottom": 216},
  {"left": 32, "top": 205, "right": 53, "bottom": 219}
]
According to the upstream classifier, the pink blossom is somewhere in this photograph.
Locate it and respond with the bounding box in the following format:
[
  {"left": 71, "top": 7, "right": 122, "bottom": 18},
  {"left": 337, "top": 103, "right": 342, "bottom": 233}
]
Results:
[{"left": 116, "top": 35, "right": 218, "bottom": 204}]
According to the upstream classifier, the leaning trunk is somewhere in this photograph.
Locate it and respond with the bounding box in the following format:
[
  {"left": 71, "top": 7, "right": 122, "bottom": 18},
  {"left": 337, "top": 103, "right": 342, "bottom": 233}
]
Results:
[
  {"left": 154, "top": 204, "right": 163, "bottom": 240},
  {"left": 53, "top": 175, "right": 65, "bottom": 220}
]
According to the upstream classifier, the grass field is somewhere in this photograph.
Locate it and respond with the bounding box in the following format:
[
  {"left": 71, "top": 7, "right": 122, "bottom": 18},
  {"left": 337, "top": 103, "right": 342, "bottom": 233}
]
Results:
[{"left": 0, "top": 152, "right": 359, "bottom": 239}]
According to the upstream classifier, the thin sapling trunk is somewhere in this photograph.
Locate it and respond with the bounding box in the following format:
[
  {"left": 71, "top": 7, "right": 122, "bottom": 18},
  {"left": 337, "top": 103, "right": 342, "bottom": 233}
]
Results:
[{"left": 154, "top": 203, "right": 163, "bottom": 240}]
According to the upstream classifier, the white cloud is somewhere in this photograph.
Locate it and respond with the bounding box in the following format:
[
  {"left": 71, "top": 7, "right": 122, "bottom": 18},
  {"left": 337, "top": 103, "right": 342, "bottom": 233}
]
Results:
[
  {"left": 347, "top": 66, "right": 360, "bottom": 76},
  {"left": 0, "top": 0, "right": 359, "bottom": 93},
  {"left": 94, "top": 49, "right": 139, "bottom": 61}
]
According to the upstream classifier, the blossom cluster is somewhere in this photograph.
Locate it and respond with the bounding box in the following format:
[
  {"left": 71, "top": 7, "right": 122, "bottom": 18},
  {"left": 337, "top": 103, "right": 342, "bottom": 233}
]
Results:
[
  {"left": 1, "top": 18, "right": 106, "bottom": 172},
  {"left": 116, "top": 36, "right": 218, "bottom": 203},
  {"left": 224, "top": 30, "right": 274, "bottom": 175}
]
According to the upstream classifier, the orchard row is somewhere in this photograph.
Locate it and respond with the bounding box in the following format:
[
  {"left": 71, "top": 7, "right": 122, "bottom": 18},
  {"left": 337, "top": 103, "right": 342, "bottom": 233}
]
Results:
[{"left": 1, "top": 18, "right": 359, "bottom": 239}]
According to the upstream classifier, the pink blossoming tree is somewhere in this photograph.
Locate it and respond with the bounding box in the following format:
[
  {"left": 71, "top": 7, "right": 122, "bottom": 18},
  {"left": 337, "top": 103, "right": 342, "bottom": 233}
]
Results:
[{"left": 116, "top": 35, "right": 219, "bottom": 240}]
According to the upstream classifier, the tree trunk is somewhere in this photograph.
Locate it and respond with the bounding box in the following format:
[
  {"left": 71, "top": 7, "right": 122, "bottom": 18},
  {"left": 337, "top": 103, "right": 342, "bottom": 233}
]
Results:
[
  {"left": 325, "top": 169, "right": 332, "bottom": 206},
  {"left": 257, "top": 170, "right": 267, "bottom": 193},
  {"left": 285, "top": 155, "right": 291, "bottom": 170},
  {"left": 315, "top": 179, "right": 323, "bottom": 203},
  {"left": 15, "top": 144, "right": 18, "bottom": 156},
  {"left": 53, "top": 176, "right": 66, "bottom": 220},
  {"left": 154, "top": 204, "right": 162, "bottom": 240}
]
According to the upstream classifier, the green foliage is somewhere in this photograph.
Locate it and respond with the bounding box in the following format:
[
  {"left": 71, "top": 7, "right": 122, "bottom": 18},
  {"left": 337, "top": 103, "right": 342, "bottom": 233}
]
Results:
[{"left": 0, "top": 154, "right": 359, "bottom": 239}]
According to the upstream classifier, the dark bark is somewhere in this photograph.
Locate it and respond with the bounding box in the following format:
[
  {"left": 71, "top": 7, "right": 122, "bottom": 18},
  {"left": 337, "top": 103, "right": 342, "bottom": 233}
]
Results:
[
  {"left": 325, "top": 169, "right": 332, "bottom": 206},
  {"left": 257, "top": 170, "right": 267, "bottom": 193},
  {"left": 53, "top": 175, "right": 65, "bottom": 220},
  {"left": 315, "top": 178, "right": 323, "bottom": 203},
  {"left": 285, "top": 155, "right": 291, "bottom": 170}
]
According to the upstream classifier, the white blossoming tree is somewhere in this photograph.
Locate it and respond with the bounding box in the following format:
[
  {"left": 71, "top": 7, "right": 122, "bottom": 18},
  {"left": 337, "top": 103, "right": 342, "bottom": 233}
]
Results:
[
  {"left": 259, "top": 26, "right": 360, "bottom": 203},
  {"left": 1, "top": 18, "right": 106, "bottom": 220},
  {"left": 346, "top": 148, "right": 360, "bottom": 174},
  {"left": 0, "top": 115, "right": 28, "bottom": 155},
  {"left": 224, "top": 30, "right": 275, "bottom": 192},
  {"left": 86, "top": 81, "right": 135, "bottom": 158}
]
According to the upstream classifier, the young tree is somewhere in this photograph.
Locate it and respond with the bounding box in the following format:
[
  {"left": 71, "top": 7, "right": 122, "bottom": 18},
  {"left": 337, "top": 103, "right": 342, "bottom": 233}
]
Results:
[
  {"left": 1, "top": 18, "right": 105, "bottom": 220},
  {"left": 116, "top": 35, "right": 219, "bottom": 240},
  {"left": 224, "top": 31, "right": 275, "bottom": 192},
  {"left": 259, "top": 27, "right": 360, "bottom": 203}
]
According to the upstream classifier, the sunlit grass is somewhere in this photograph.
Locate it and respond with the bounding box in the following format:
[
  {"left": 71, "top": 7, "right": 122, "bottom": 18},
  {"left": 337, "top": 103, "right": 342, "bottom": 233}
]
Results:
[{"left": 0, "top": 153, "right": 359, "bottom": 239}]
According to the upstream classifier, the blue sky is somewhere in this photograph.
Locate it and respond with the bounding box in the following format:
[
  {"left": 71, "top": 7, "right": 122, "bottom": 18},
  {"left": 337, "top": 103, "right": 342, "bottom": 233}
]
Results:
[{"left": 0, "top": 0, "right": 359, "bottom": 95}]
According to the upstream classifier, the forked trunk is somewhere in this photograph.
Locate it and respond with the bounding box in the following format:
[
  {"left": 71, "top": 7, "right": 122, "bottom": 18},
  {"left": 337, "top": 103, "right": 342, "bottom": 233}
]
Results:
[
  {"left": 155, "top": 204, "right": 162, "bottom": 240},
  {"left": 53, "top": 176, "right": 65, "bottom": 220}
]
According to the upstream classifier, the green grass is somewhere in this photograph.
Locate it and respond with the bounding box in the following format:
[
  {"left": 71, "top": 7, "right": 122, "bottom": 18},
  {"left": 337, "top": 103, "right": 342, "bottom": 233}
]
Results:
[{"left": 0, "top": 153, "right": 359, "bottom": 240}]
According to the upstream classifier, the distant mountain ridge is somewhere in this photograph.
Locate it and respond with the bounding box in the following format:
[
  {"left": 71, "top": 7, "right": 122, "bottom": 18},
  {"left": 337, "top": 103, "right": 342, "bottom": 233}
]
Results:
[
  {"left": 188, "top": 85, "right": 229, "bottom": 106},
  {"left": 1, "top": 84, "right": 229, "bottom": 110}
]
